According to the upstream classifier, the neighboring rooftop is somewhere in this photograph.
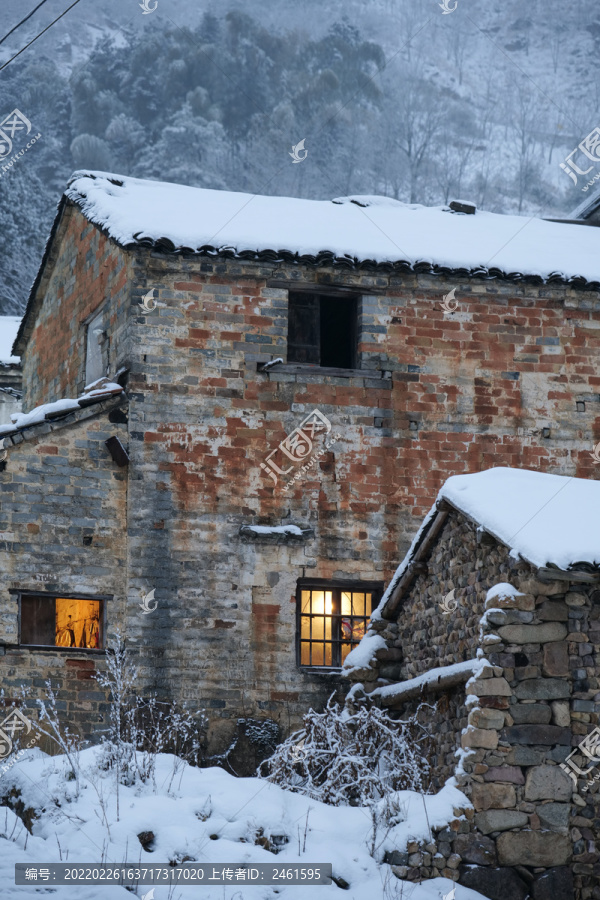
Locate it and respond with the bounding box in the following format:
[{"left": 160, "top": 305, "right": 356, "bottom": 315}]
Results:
[
  {"left": 372, "top": 467, "right": 600, "bottom": 624},
  {"left": 63, "top": 170, "right": 600, "bottom": 288}
]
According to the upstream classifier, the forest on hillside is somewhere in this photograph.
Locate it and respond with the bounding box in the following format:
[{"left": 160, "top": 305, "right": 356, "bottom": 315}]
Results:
[{"left": 1, "top": 0, "right": 600, "bottom": 313}]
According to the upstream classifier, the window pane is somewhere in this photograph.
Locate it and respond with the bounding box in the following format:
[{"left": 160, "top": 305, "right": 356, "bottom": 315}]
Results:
[
  {"left": 311, "top": 643, "right": 325, "bottom": 666},
  {"left": 311, "top": 591, "right": 325, "bottom": 614},
  {"left": 341, "top": 591, "right": 352, "bottom": 615},
  {"left": 365, "top": 592, "right": 373, "bottom": 615},
  {"left": 312, "top": 617, "right": 325, "bottom": 641},
  {"left": 324, "top": 643, "right": 333, "bottom": 666},
  {"left": 325, "top": 616, "right": 332, "bottom": 641},
  {"left": 300, "top": 616, "right": 311, "bottom": 641},
  {"left": 300, "top": 642, "right": 311, "bottom": 666},
  {"left": 301, "top": 591, "right": 312, "bottom": 614},
  {"left": 351, "top": 592, "right": 366, "bottom": 616},
  {"left": 341, "top": 642, "right": 352, "bottom": 664},
  {"left": 288, "top": 293, "right": 320, "bottom": 364},
  {"left": 56, "top": 598, "right": 102, "bottom": 648},
  {"left": 21, "top": 596, "right": 55, "bottom": 645}
]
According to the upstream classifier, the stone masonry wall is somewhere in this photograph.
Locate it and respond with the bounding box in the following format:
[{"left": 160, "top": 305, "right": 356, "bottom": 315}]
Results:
[
  {"left": 0, "top": 399, "right": 128, "bottom": 744},
  {"left": 349, "top": 511, "right": 600, "bottom": 898}
]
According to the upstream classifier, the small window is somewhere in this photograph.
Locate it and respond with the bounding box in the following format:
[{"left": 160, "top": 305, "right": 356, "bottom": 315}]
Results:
[
  {"left": 297, "top": 584, "right": 377, "bottom": 668},
  {"left": 288, "top": 293, "right": 357, "bottom": 369},
  {"left": 85, "top": 307, "right": 108, "bottom": 385},
  {"left": 20, "top": 595, "right": 103, "bottom": 649}
]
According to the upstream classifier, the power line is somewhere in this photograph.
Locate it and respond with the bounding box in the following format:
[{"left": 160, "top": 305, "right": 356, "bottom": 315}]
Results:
[
  {"left": 0, "top": 0, "right": 85, "bottom": 74},
  {"left": 0, "top": 0, "right": 53, "bottom": 49}
]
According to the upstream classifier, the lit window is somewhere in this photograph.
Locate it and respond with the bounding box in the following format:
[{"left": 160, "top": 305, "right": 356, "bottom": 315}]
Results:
[
  {"left": 297, "top": 584, "right": 377, "bottom": 668},
  {"left": 20, "top": 595, "right": 103, "bottom": 649}
]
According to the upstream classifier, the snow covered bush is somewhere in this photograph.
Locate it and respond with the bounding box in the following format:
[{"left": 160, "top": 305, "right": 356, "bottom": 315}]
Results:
[
  {"left": 94, "top": 631, "right": 207, "bottom": 808},
  {"left": 260, "top": 697, "right": 430, "bottom": 807}
]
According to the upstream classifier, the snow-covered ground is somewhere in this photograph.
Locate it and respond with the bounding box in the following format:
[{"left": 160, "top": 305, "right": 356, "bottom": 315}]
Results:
[{"left": 0, "top": 747, "right": 488, "bottom": 900}]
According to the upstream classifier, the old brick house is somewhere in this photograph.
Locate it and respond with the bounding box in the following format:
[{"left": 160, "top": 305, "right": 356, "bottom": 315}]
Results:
[
  {"left": 1, "top": 170, "right": 600, "bottom": 769},
  {"left": 344, "top": 467, "right": 600, "bottom": 899}
]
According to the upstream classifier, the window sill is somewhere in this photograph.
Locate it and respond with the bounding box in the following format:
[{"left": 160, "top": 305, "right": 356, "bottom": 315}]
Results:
[
  {"left": 17, "top": 645, "right": 105, "bottom": 654},
  {"left": 298, "top": 666, "right": 346, "bottom": 677},
  {"left": 257, "top": 363, "right": 391, "bottom": 384}
]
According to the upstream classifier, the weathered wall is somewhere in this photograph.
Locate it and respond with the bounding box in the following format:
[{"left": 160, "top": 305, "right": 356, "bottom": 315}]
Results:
[
  {"left": 20, "top": 205, "right": 131, "bottom": 408},
  {"left": 0, "top": 399, "right": 128, "bottom": 743},
  {"left": 11, "top": 216, "right": 600, "bottom": 766},
  {"left": 351, "top": 511, "right": 600, "bottom": 899}
]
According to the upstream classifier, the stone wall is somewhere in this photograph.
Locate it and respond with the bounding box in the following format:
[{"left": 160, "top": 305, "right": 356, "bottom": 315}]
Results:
[
  {"left": 0, "top": 397, "right": 128, "bottom": 743},
  {"left": 348, "top": 509, "right": 600, "bottom": 898}
]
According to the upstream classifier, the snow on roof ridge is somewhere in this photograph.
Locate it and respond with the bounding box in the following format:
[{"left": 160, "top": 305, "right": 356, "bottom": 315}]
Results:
[
  {"left": 438, "top": 467, "right": 600, "bottom": 571},
  {"left": 62, "top": 170, "right": 600, "bottom": 286}
]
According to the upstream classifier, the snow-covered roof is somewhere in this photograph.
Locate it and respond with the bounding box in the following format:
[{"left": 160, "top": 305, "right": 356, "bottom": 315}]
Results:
[
  {"left": 439, "top": 467, "right": 600, "bottom": 571},
  {"left": 63, "top": 170, "right": 600, "bottom": 288},
  {"left": 370, "top": 466, "right": 600, "bottom": 625},
  {"left": 0, "top": 316, "right": 22, "bottom": 364}
]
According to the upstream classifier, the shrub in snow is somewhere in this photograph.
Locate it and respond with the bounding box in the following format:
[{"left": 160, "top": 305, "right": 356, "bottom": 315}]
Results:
[
  {"left": 94, "top": 631, "right": 207, "bottom": 810},
  {"left": 260, "top": 697, "right": 430, "bottom": 808}
]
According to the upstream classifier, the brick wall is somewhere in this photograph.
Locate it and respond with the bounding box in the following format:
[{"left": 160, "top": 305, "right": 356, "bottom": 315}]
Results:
[
  {"left": 12, "top": 209, "right": 600, "bottom": 769},
  {"left": 0, "top": 400, "right": 128, "bottom": 743},
  {"left": 21, "top": 206, "right": 131, "bottom": 409}
]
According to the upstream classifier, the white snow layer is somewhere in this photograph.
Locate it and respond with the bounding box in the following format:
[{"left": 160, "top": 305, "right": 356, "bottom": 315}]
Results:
[
  {"left": 343, "top": 632, "right": 387, "bottom": 673},
  {"left": 439, "top": 467, "right": 600, "bottom": 570},
  {"left": 243, "top": 525, "right": 303, "bottom": 535},
  {"left": 0, "top": 316, "right": 22, "bottom": 364},
  {"left": 0, "top": 383, "right": 123, "bottom": 435},
  {"left": 65, "top": 171, "right": 600, "bottom": 283},
  {"left": 0, "top": 747, "right": 488, "bottom": 900},
  {"left": 370, "top": 658, "right": 492, "bottom": 702}
]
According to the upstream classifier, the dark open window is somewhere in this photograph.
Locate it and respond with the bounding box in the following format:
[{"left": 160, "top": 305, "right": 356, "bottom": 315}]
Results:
[
  {"left": 288, "top": 293, "right": 357, "bottom": 369},
  {"left": 20, "top": 594, "right": 103, "bottom": 649},
  {"left": 296, "top": 581, "right": 381, "bottom": 668}
]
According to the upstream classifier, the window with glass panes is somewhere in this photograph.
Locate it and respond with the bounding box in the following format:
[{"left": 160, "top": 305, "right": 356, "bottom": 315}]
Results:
[{"left": 297, "top": 583, "right": 381, "bottom": 668}]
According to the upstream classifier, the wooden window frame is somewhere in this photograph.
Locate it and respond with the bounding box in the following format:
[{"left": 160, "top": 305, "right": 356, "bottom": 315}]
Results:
[
  {"left": 295, "top": 578, "right": 383, "bottom": 671},
  {"left": 287, "top": 292, "right": 359, "bottom": 370},
  {"left": 15, "top": 590, "right": 109, "bottom": 653}
]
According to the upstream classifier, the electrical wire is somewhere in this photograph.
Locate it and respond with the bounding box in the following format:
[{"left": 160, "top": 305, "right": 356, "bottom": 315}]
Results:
[
  {"left": 0, "top": 0, "right": 84, "bottom": 74},
  {"left": 0, "top": 0, "right": 53, "bottom": 49}
]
